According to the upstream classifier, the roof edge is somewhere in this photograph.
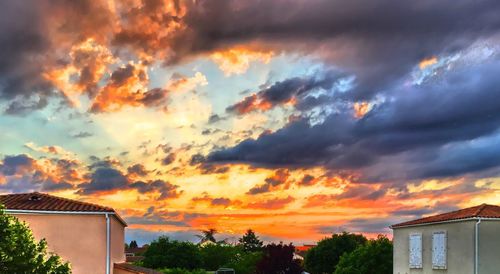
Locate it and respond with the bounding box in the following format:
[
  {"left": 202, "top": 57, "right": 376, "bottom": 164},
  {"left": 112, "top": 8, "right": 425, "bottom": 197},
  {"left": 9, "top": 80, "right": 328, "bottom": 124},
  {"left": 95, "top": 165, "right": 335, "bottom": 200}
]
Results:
[
  {"left": 391, "top": 216, "right": 500, "bottom": 229},
  {"left": 5, "top": 209, "right": 128, "bottom": 227}
]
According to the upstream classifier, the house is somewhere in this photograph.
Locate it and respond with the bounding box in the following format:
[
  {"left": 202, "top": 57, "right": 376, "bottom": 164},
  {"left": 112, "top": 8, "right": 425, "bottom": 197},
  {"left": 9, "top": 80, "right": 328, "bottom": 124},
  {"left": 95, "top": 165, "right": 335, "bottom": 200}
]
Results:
[
  {"left": 0, "top": 192, "right": 131, "bottom": 274},
  {"left": 125, "top": 245, "right": 148, "bottom": 263},
  {"left": 391, "top": 204, "right": 500, "bottom": 274},
  {"left": 293, "top": 245, "right": 316, "bottom": 261}
]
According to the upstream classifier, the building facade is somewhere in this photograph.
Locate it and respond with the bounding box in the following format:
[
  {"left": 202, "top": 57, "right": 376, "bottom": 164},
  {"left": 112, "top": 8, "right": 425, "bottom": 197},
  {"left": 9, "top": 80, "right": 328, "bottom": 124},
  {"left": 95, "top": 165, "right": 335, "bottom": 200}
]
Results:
[
  {"left": 0, "top": 192, "right": 128, "bottom": 274},
  {"left": 392, "top": 204, "right": 500, "bottom": 274}
]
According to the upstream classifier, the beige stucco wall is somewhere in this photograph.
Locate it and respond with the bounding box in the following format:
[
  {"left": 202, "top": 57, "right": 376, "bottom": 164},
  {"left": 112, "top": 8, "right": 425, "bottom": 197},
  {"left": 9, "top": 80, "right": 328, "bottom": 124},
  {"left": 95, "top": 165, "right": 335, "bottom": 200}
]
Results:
[
  {"left": 478, "top": 220, "right": 500, "bottom": 274},
  {"left": 393, "top": 221, "right": 475, "bottom": 274},
  {"left": 12, "top": 213, "right": 125, "bottom": 274}
]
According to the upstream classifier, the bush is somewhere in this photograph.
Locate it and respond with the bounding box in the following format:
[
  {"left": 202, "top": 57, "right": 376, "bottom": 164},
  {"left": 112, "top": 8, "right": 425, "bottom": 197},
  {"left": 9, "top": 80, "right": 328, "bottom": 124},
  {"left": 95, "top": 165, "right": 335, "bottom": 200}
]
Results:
[
  {"left": 142, "top": 236, "right": 202, "bottom": 270},
  {"left": 0, "top": 205, "right": 71, "bottom": 274},
  {"left": 226, "top": 251, "right": 263, "bottom": 274},
  {"left": 334, "top": 236, "right": 393, "bottom": 274},
  {"left": 304, "top": 232, "right": 367, "bottom": 274},
  {"left": 200, "top": 243, "right": 240, "bottom": 271}
]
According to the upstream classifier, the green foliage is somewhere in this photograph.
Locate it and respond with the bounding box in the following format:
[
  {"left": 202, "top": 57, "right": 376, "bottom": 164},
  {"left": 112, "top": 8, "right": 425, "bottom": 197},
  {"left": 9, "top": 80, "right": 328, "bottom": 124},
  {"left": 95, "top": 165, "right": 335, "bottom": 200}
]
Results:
[
  {"left": 304, "top": 232, "right": 367, "bottom": 274},
  {"left": 334, "top": 236, "right": 393, "bottom": 274},
  {"left": 158, "top": 268, "right": 207, "bottom": 274},
  {"left": 129, "top": 240, "right": 138, "bottom": 249},
  {"left": 0, "top": 205, "right": 71, "bottom": 274},
  {"left": 226, "top": 251, "right": 263, "bottom": 274},
  {"left": 142, "top": 236, "right": 202, "bottom": 270},
  {"left": 200, "top": 243, "right": 240, "bottom": 271},
  {"left": 238, "top": 229, "right": 263, "bottom": 252}
]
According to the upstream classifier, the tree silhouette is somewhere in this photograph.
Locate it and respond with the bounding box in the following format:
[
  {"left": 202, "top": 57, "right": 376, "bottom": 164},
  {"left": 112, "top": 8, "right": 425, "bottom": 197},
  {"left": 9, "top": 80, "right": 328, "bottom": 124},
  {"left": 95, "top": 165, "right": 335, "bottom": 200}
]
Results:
[
  {"left": 129, "top": 240, "right": 138, "bottom": 248},
  {"left": 238, "top": 229, "right": 263, "bottom": 252},
  {"left": 256, "top": 242, "right": 302, "bottom": 274},
  {"left": 196, "top": 228, "right": 218, "bottom": 244}
]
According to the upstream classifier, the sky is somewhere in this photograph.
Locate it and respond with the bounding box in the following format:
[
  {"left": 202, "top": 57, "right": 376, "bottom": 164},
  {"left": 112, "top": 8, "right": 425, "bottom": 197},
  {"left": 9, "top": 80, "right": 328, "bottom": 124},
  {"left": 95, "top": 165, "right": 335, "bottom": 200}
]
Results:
[{"left": 2, "top": 0, "right": 500, "bottom": 245}]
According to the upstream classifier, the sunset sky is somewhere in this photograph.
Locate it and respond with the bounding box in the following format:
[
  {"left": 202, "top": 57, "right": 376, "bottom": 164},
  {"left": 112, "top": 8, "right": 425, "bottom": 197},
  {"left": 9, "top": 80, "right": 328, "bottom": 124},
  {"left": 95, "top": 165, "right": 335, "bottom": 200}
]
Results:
[{"left": 2, "top": 0, "right": 500, "bottom": 245}]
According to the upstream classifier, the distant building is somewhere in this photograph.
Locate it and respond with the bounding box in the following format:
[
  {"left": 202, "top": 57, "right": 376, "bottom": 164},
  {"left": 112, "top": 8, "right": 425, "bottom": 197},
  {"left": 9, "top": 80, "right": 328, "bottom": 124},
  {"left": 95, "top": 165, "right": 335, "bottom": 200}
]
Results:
[
  {"left": 125, "top": 245, "right": 148, "bottom": 263},
  {"left": 295, "top": 244, "right": 315, "bottom": 257},
  {"left": 391, "top": 204, "right": 500, "bottom": 274},
  {"left": 0, "top": 192, "right": 138, "bottom": 274}
]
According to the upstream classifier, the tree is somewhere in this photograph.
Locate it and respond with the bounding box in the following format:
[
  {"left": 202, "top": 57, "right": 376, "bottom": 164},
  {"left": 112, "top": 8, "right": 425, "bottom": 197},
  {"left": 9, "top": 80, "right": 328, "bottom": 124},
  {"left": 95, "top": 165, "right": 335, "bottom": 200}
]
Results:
[
  {"left": 256, "top": 243, "right": 302, "bottom": 274},
  {"left": 334, "top": 236, "right": 393, "bottom": 274},
  {"left": 304, "top": 232, "right": 367, "bottom": 274},
  {"left": 129, "top": 240, "right": 138, "bottom": 249},
  {"left": 196, "top": 228, "right": 217, "bottom": 243},
  {"left": 226, "top": 251, "right": 263, "bottom": 274},
  {"left": 142, "top": 236, "right": 202, "bottom": 270},
  {"left": 238, "top": 229, "right": 263, "bottom": 252},
  {"left": 199, "top": 243, "right": 239, "bottom": 271},
  {"left": 0, "top": 205, "right": 71, "bottom": 274}
]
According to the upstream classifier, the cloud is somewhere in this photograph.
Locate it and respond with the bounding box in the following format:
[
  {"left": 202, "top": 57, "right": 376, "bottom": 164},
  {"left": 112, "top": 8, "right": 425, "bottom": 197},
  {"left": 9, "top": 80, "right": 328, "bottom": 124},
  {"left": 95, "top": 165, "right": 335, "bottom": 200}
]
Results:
[
  {"left": 0, "top": 154, "right": 76, "bottom": 192},
  {"left": 245, "top": 196, "right": 295, "bottom": 210},
  {"left": 77, "top": 167, "right": 129, "bottom": 194},
  {"left": 247, "top": 169, "right": 290, "bottom": 195},
  {"left": 208, "top": 59, "right": 500, "bottom": 182},
  {"left": 4, "top": 0, "right": 500, "bottom": 115},
  {"left": 226, "top": 71, "right": 343, "bottom": 115},
  {"left": 129, "top": 180, "right": 181, "bottom": 200},
  {"left": 71, "top": 131, "right": 93, "bottom": 138},
  {"left": 192, "top": 193, "right": 235, "bottom": 208},
  {"left": 127, "top": 164, "right": 149, "bottom": 177},
  {"left": 210, "top": 47, "right": 273, "bottom": 76}
]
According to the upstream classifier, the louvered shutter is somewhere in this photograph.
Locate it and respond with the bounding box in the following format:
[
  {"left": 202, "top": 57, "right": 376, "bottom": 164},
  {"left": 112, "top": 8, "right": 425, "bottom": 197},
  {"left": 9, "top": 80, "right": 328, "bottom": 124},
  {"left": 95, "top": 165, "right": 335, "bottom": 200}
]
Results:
[
  {"left": 409, "top": 233, "right": 423, "bottom": 268},
  {"left": 432, "top": 231, "right": 447, "bottom": 269}
]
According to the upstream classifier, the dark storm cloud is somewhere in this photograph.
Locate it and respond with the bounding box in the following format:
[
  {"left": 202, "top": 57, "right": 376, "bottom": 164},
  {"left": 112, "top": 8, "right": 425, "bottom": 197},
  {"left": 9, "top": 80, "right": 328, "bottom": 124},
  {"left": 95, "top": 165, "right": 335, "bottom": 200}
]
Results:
[
  {"left": 4, "top": 0, "right": 500, "bottom": 114},
  {"left": 77, "top": 167, "right": 129, "bottom": 194},
  {"left": 208, "top": 60, "right": 500, "bottom": 181},
  {"left": 177, "top": 0, "right": 500, "bottom": 101},
  {"left": 0, "top": 154, "right": 75, "bottom": 192},
  {"left": 226, "top": 71, "right": 344, "bottom": 115},
  {"left": 129, "top": 180, "right": 181, "bottom": 200},
  {"left": 0, "top": 154, "right": 35, "bottom": 176}
]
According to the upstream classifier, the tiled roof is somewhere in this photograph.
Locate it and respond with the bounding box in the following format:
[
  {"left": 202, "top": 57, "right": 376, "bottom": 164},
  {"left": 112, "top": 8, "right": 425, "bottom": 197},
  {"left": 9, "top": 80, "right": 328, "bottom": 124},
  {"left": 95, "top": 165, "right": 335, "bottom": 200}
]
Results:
[
  {"left": 0, "top": 192, "right": 114, "bottom": 212},
  {"left": 392, "top": 204, "right": 500, "bottom": 228}
]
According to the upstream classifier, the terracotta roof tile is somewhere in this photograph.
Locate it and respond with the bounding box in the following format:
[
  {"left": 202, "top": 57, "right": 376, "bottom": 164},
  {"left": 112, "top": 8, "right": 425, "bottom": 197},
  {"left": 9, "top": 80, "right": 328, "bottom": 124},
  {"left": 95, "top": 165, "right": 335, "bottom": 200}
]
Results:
[
  {"left": 392, "top": 204, "right": 500, "bottom": 228},
  {"left": 0, "top": 192, "right": 115, "bottom": 212}
]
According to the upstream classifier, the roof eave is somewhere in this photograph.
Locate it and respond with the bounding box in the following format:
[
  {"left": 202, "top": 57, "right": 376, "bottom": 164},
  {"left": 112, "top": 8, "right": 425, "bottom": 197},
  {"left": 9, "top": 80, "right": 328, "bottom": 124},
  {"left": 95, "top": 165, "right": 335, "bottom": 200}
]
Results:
[
  {"left": 391, "top": 216, "right": 500, "bottom": 229},
  {"left": 5, "top": 209, "right": 128, "bottom": 227}
]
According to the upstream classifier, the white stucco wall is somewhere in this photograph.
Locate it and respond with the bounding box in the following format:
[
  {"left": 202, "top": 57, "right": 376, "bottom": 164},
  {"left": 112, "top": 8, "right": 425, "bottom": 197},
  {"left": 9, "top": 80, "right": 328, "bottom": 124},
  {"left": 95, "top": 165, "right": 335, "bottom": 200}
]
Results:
[{"left": 393, "top": 221, "right": 475, "bottom": 274}]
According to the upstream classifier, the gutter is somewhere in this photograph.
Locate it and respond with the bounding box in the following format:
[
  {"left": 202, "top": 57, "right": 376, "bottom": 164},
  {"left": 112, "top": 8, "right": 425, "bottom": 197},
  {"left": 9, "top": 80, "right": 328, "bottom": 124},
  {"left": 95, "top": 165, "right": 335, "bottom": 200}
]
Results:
[
  {"left": 106, "top": 213, "right": 111, "bottom": 274},
  {"left": 475, "top": 218, "right": 482, "bottom": 274}
]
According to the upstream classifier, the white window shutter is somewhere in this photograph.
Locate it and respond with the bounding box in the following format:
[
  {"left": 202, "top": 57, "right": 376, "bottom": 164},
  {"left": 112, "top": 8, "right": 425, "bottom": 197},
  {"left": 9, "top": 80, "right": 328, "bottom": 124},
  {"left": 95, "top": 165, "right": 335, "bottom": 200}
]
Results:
[
  {"left": 432, "top": 231, "right": 447, "bottom": 269},
  {"left": 409, "top": 233, "right": 423, "bottom": 269}
]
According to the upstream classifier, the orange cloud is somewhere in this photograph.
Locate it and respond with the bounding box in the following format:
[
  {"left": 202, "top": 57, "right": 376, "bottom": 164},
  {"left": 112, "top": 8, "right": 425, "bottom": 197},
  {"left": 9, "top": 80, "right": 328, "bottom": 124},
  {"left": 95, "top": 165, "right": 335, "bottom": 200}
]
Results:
[
  {"left": 246, "top": 196, "right": 295, "bottom": 210},
  {"left": 419, "top": 56, "right": 438, "bottom": 69},
  {"left": 210, "top": 47, "right": 273, "bottom": 76},
  {"left": 353, "top": 101, "right": 372, "bottom": 118}
]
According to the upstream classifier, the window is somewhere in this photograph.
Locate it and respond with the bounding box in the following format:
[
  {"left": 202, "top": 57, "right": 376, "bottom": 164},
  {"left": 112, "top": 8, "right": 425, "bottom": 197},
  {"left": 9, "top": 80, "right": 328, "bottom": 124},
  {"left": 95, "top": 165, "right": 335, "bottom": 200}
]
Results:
[
  {"left": 409, "top": 233, "right": 422, "bottom": 269},
  {"left": 432, "top": 231, "right": 447, "bottom": 269}
]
